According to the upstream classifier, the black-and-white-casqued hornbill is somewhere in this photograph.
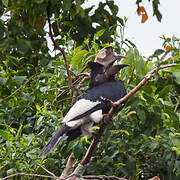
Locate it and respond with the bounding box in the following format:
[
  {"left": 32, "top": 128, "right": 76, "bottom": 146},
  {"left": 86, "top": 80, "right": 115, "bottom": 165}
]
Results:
[{"left": 39, "top": 46, "right": 128, "bottom": 156}]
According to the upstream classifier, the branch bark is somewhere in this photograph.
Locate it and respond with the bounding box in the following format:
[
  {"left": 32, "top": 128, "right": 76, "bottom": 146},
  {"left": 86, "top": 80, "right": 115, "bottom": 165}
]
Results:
[
  {"left": 58, "top": 154, "right": 75, "bottom": 180},
  {"left": 1, "top": 173, "right": 54, "bottom": 180},
  {"left": 83, "top": 175, "right": 127, "bottom": 180},
  {"left": 46, "top": 1, "right": 74, "bottom": 96}
]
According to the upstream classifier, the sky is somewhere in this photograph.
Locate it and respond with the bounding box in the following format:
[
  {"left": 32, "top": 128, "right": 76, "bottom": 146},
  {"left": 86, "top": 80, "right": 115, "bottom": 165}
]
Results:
[{"left": 84, "top": 0, "right": 180, "bottom": 57}]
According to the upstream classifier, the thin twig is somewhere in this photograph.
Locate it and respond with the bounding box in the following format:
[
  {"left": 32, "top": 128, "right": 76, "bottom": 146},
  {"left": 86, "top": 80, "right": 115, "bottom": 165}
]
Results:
[
  {"left": 46, "top": 1, "right": 74, "bottom": 93},
  {"left": 0, "top": 73, "right": 37, "bottom": 103},
  {"left": 84, "top": 175, "right": 127, "bottom": 180},
  {"left": 1, "top": 172, "right": 54, "bottom": 180},
  {"left": 37, "top": 162, "right": 57, "bottom": 179},
  {"left": 53, "top": 74, "right": 89, "bottom": 104},
  {"left": 114, "top": 63, "right": 177, "bottom": 107}
]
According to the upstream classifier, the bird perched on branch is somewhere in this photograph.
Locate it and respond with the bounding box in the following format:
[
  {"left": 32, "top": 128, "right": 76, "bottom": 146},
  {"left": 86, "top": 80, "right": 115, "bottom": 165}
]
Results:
[{"left": 39, "top": 46, "right": 128, "bottom": 156}]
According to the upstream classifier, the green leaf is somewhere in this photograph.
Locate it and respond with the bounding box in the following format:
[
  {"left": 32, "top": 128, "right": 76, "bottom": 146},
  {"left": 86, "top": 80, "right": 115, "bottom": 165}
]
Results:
[
  {"left": 154, "top": 49, "right": 164, "bottom": 56},
  {"left": 95, "top": 29, "right": 105, "bottom": 38},
  {"left": 0, "top": 77, "right": 7, "bottom": 84},
  {"left": 152, "top": 0, "right": 162, "bottom": 22},
  {"left": 7, "top": 168, "right": 16, "bottom": 175},
  {"left": 175, "top": 161, "right": 180, "bottom": 170},
  {"left": 0, "top": 129, "right": 11, "bottom": 140},
  {"left": 172, "top": 71, "right": 180, "bottom": 84},
  {"left": 126, "top": 111, "right": 136, "bottom": 117},
  {"left": 137, "top": 108, "right": 146, "bottom": 121},
  {"left": 63, "top": 0, "right": 72, "bottom": 11},
  {"left": 15, "top": 123, "right": 23, "bottom": 140},
  {"left": 40, "top": 86, "right": 50, "bottom": 93},
  {"left": 127, "top": 156, "right": 136, "bottom": 176},
  {"left": 159, "top": 85, "right": 172, "bottom": 97},
  {"left": 73, "top": 142, "right": 84, "bottom": 159},
  {"left": 34, "top": 116, "right": 43, "bottom": 130},
  {"left": 2, "top": 0, "right": 8, "bottom": 7},
  {"left": 149, "top": 140, "right": 157, "bottom": 150},
  {"left": 75, "top": 0, "right": 81, "bottom": 13},
  {"left": 13, "top": 76, "right": 27, "bottom": 83},
  {"left": 35, "top": 0, "right": 44, "bottom": 4},
  {"left": 26, "top": 149, "right": 38, "bottom": 158},
  {"left": 71, "top": 49, "right": 88, "bottom": 68},
  {"left": 134, "top": 48, "right": 148, "bottom": 78},
  {"left": 68, "top": 141, "right": 79, "bottom": 151},
  {"left": 118, "top": 18, "right": 124, "bottom": 26}
]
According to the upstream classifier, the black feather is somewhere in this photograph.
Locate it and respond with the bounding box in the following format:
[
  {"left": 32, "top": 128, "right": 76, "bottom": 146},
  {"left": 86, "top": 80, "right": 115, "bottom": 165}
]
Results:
[
  {"left": 38, "top": 124, "right": 71, "bottom": 156},
  {"left": 83, "top": 80, "right": 126, "bottom": 102}
]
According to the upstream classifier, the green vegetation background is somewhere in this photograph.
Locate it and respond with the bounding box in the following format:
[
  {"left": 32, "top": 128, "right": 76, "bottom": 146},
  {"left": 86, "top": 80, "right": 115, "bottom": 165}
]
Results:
[{"left": 0, "top": 0, "right": 179, "bottom": 179}]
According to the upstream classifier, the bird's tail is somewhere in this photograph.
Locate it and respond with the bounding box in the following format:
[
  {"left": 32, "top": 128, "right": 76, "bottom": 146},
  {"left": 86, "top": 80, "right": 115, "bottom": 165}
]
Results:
[{"left": 38, "top": 124, "right": 71, "bottom": 157}]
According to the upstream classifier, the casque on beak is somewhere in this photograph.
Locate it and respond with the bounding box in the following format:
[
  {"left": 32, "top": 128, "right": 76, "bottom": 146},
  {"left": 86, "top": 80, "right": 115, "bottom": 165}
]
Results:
[
  {"left": 105, "top": 64, "right": 129, "bottom": 78},
  {"left": 94, "top": 46, "right": 126, "bottom": 68}
]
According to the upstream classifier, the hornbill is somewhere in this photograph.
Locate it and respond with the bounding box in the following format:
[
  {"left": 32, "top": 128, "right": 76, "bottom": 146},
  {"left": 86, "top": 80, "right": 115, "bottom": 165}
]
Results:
[{"left": 39, "top": 47, "right": 128, "bottom": 156}]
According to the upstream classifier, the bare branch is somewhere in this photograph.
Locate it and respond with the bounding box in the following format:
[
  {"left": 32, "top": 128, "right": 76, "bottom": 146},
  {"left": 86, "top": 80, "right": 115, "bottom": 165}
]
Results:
[
  {"left": 84, "top": 175, "right": 127, "bottom": 180},
  {"left": 37, "top": 162, "right": 57, "bottom": 179},
  {"left": 113, "top": 63, "right": 177, "bottom": 107},
  {"left": 1, "top": 173, "right": 54, "bottom": 180},
  {"left": 59, "top": 154, "right": 75, "bottom": 180},
  {"left": 46, "top": 1, "right": 74, "bottom": 93}
]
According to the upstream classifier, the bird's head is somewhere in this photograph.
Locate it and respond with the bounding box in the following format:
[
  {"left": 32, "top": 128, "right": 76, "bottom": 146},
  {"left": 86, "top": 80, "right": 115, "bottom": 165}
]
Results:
[
  {"left": 93, "top": 46, "right": 129, "bottom": 79},
  {"left": 87, "top": 62, "right": 129, "bottom": 88},
  {"left": 85, "top": 46, "right": 129, "bottom": 88},
  {"left": 94, "top": 46, "right": 126, "bottom": 68},
  {"left": 87, "top": 61, "right": 106, "bottom": 88}
]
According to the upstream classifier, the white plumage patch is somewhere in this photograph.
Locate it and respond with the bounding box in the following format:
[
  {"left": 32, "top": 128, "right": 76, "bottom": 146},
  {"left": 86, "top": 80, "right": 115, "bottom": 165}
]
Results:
[{"left": 62, "top": 99, "right": 103, "bottom": 135}]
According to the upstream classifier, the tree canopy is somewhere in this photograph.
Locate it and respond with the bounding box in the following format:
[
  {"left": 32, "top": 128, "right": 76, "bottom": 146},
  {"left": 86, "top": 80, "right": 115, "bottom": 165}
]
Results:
[{"left": 0, "top": 0, "right": 179, "bottom": 180}]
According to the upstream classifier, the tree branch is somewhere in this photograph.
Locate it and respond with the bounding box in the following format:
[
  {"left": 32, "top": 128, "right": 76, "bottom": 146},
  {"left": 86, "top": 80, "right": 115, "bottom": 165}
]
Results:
[
  {"left": 114, "top": 63, "right": 177, "bottom": 107},
  {"left": 46, "top": 1, "right": 74, "bottom": 93},
  {"left": 1, "top": 173, "right": 55, "bottom": 180},
  {"left": 37, "top": 162, "right": 57, "bottom": 178},
  {"left": 83, "top": 175, "right": 127, "bottom": 180},
  {"left": 58, "top": 154, "right": 75, "bottom": 180}
]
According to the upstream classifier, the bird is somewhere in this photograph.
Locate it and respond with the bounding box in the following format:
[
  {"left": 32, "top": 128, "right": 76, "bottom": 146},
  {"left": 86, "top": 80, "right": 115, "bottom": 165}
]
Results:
[{"left": 39, "top": 47, "right": 128, "bottom": 157}]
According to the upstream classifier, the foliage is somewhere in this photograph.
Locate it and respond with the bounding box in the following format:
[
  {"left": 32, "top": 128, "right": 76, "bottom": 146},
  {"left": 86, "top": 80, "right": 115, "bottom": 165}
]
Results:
[{"left": 0, "top": 0, "right": 180, "bottom": 180}]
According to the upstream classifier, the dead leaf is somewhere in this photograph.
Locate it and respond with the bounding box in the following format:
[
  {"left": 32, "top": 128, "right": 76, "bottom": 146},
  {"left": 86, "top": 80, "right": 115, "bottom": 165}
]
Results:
[
  {"left": 137, "top": 6, "right": 145, "bottom": 16},
  {"left": 137, "top": 6, "right": 148, "bottom": 23},
  {"left": 142, "top": 13, "right": 148, "bottom": 23}
]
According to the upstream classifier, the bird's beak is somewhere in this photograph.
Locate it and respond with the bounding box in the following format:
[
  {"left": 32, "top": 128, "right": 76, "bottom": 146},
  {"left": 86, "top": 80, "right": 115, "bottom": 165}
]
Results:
[
  {"left": 95, "top": 46, "right": 126, "bottom": 68},
  {"left": 105, "top": 64, "right": 129, "bottom": 77}
]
